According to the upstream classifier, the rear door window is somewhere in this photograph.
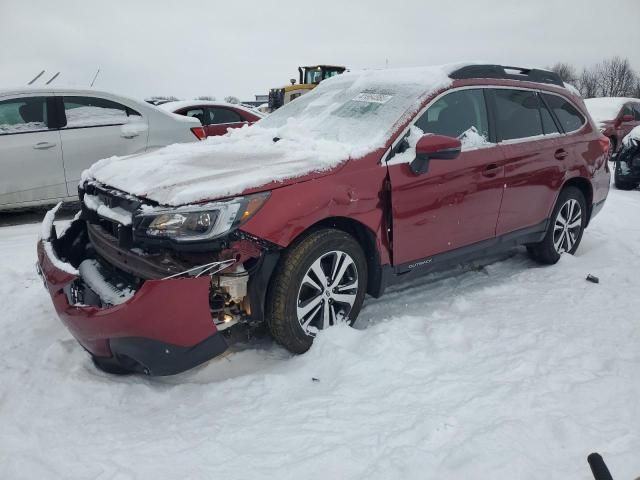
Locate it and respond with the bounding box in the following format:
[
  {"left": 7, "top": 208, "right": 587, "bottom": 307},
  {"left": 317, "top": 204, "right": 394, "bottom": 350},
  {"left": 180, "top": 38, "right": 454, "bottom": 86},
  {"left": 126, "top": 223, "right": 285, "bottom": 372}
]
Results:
[
  {"left": 414, "top": 88, "right": 489, "bottom": 141},
  {"left": 0, "top": 97, "right": 50, "bottom": 134},
  {"left": 493, "top": 89, "right": 544, "bottom": 141},
  {"left": 62, "top": 96, "right": 141, "bottom": 128},
  {"left": 208, "top": 107, "right": 243, "bottom": 125},
  {"left": 541, "top": 94, "right": 585, "bottom": 133}
]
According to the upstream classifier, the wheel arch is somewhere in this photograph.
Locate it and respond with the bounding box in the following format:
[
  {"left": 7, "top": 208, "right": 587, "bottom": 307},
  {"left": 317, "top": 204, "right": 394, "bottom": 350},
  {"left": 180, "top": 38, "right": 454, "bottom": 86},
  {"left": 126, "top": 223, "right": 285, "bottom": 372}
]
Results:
[
  {"left": 289, "top": 216, "right": 386, "bottom": 298},
  {"left": 561, "top": 176, "right": 594, "bottom": 225}
]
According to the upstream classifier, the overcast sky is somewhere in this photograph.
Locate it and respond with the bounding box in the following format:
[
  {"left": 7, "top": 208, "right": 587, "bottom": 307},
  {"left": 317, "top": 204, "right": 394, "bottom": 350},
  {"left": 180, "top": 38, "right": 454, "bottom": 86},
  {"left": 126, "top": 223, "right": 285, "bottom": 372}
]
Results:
[{"left": 1, "top": 0, "right": 639, "bottom": 102}]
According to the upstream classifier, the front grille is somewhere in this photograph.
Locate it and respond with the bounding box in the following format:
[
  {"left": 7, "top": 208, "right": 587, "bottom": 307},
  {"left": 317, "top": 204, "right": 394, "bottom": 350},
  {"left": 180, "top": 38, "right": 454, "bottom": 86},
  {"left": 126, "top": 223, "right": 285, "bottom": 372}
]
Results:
[{"left": 82, "top": 182, "right": 148, "bottom": 247}]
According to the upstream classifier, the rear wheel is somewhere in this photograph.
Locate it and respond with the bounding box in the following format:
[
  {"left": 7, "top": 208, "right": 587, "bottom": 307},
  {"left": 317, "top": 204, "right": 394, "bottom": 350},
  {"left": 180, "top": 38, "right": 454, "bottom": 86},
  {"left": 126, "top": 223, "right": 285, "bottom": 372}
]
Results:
[
  {"left": 527, "top": 187, "right": 587, "bottom": 265},
  {"left": 266, "top": 229, "right": 367, "bottom": 354}
]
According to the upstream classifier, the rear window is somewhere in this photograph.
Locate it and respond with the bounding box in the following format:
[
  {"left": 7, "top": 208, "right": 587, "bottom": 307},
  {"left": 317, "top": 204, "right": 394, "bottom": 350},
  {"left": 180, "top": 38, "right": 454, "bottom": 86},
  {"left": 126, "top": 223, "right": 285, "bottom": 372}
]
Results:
[
  {"left": 63, "top": 96, "right": 141, "bottom": 128},
  {"left": 0, "top": 97, "right": 49, "bottom": 135},
  {"left": 542, "top": 94, "right": 585, "bottom": 133}
]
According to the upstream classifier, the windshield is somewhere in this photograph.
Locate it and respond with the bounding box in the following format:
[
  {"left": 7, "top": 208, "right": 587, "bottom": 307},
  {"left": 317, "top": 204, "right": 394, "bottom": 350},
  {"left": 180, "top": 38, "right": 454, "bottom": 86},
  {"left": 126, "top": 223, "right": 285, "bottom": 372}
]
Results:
[{"left": 260, "top": 66, "right": 453, "bottom": 156}]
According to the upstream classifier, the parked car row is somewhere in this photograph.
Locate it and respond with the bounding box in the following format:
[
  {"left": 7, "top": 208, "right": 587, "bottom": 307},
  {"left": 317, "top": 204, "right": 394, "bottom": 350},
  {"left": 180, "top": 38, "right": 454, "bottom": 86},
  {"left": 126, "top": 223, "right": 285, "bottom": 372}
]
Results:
[
  {"left": 584, "top": 97, "right": 640, "bottom": 156},
  {"left": 0, "top": 88, "right": 205, "bottom": 211},
  {"left": 36, "top": 63, "right": 611, "bottom": 376}
]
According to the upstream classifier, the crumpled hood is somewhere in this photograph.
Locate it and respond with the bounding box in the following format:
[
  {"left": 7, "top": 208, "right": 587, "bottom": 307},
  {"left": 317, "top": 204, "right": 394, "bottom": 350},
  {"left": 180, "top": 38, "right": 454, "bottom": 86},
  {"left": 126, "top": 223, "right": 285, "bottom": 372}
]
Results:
[{"left": 82, "top": 125, "right": 354, "bottom": 206}]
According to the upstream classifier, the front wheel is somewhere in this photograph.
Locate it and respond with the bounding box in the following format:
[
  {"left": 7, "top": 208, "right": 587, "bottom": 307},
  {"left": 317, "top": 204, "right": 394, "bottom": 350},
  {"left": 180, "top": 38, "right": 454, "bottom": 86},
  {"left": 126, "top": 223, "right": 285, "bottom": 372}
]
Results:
[
  {"left": 527, "top": 186, "right": 587, "bottom": 265},
  {"left": 266, "top": 229, "right": 367, "bottom": 354}
]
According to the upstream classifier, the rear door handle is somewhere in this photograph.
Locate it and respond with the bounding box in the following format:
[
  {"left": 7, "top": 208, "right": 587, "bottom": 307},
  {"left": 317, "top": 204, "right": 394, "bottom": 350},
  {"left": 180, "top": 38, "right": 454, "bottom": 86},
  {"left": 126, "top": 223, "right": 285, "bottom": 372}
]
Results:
[
  {"left": 121, "top": 133, "right": 140, "bottom": 139},
  {"left": 482, "top": 163, "right": 502, "bottom": 178},
  {"left": 554, "top": 149, "right": 569, "bottom": 160},
  {"left": 33, "top": 142, "right": 56, "bottom": 150}
]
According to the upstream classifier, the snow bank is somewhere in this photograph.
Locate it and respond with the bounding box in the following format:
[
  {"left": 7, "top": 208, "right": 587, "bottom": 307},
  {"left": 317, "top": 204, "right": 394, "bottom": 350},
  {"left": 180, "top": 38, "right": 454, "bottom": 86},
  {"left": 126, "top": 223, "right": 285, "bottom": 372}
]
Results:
[
  {"left": 84, "top": 64, "right": 463, "bottom": 206},
  {"left": 3, "top": 188, "right": 640, "bottom": 478},
  {"left": 584, "top": 97, "right": 636, "bottom": 123}
]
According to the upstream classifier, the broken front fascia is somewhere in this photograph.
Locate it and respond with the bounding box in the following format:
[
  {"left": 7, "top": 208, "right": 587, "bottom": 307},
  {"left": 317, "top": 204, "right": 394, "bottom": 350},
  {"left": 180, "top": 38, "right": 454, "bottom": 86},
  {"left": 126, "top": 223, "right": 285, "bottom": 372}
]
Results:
[{"left": 40, "top": 202, "right": 274, "bottom": 329}]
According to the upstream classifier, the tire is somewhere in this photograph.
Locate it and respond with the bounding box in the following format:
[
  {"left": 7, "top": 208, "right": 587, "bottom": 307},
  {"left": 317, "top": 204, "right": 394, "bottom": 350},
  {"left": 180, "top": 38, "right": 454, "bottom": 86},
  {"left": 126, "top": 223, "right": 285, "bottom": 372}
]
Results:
[
  {"left": 614, "top": 165, "right": 638, "bottom": 191},
  {"left": 527, "top": 186, "right": 587, "bottom": 265},
  {"left": 266, "top": 228, "right": 368, "bottom": 354}
]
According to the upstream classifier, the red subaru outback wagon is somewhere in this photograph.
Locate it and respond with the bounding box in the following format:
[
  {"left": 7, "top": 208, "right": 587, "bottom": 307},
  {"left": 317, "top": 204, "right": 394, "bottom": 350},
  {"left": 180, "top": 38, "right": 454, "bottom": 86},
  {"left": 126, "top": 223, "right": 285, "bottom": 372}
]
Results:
[{"left": 37, "top": 64, "right": 610, "bottom": 375}]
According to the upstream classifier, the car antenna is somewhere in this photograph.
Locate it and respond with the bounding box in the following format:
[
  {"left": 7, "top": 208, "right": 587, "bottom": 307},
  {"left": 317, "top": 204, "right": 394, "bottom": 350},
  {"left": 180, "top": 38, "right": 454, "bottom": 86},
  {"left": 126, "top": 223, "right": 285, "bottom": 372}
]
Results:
[
  {"left": 45, "top": 72, "right": 60, "bottom": 85},
  {"left": 27, "top": 70, "right": 45, "bottom": 85},
  {"left": 90, "top": 68, "right": 101, "bottom": 87}
]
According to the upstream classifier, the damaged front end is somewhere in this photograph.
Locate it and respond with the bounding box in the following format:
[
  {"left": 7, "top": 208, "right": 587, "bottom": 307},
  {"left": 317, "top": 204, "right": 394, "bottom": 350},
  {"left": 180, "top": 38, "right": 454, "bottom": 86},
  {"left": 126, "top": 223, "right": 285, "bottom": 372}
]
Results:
[{"left": 36, "top": 183, "right": 280, "bottom": 376}]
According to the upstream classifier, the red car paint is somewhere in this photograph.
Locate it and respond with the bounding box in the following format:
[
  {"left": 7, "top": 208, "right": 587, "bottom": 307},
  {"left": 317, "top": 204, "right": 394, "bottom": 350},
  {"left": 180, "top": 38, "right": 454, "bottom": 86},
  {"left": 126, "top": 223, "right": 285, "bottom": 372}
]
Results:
[
  {"left": 173, "top": 104, "right": 262, "bottom": 137},
  {"left": 38, "top": 70, "right": 610, "bottom": 374},
  {"left": 599, "top": 100, "right": 640, "bottom": 152},
  {"left": 37, "top": 240, "right": 217, "bottom": 358},
  {"left": 242, "top": 78, "right": 610, "bottom": 268}
]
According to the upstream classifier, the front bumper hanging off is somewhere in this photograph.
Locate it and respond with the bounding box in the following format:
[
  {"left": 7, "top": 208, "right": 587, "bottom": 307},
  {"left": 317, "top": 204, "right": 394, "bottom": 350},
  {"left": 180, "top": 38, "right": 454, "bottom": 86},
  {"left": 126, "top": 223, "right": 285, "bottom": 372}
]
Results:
[{"left": 36, "top": 214, "right": 228, "bottom": 376}]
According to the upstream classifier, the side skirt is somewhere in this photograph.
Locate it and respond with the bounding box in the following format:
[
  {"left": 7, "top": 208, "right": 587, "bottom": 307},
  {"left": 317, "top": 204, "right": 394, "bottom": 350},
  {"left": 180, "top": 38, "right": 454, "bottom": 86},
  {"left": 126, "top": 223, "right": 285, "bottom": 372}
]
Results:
[{"left": 380, "top": 219, "right": 549, "bottom": 290}]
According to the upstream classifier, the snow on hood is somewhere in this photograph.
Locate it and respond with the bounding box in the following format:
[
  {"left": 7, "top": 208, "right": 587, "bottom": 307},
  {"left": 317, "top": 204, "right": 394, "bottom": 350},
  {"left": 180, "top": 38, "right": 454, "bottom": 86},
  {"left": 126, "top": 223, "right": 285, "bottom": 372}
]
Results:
[
  {"left": 584, "top": 97, "right": 636, "bottom": 124},
  {"left": 84, "top": 64, "right": 463, "bottom": 206}
]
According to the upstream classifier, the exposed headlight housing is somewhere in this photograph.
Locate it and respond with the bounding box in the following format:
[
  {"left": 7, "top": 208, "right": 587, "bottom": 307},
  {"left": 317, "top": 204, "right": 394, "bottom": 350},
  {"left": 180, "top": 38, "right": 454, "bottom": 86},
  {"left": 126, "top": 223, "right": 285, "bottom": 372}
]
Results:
[{"left": 135, "top": 192, "right": 269, "bottom": 242}]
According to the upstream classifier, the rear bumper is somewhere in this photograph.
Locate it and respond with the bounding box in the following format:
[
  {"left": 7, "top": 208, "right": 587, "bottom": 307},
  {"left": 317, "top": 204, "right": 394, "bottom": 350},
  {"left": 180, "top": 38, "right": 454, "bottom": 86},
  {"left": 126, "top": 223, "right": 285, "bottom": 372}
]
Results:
[{"left": 36, "top": 218, "right": 226, "bottom": 376}]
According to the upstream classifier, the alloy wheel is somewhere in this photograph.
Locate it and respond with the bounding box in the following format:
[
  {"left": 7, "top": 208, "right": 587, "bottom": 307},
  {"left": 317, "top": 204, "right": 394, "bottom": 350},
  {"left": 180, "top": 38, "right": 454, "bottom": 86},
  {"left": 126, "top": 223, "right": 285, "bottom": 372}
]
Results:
[
  {"left": 296, "top": 250, "right": 359, "bottom": 336},
  {"left": 553, "top": 198, "right": 582, "bottom": 254}
]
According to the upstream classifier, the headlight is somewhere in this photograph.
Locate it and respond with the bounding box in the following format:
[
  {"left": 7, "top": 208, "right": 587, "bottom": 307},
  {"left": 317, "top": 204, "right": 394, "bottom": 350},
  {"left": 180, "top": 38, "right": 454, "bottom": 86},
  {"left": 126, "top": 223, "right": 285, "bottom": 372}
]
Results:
[{"left": 136, "top": 192, "right": 269, "bottom": 242}]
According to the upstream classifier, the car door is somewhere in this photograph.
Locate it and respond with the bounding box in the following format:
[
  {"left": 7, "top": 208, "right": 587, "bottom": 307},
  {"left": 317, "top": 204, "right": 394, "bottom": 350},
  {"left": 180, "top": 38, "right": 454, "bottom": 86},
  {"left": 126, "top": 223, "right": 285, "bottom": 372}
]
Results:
[
  {"left": 386, "top": 88, "right": 505, "bottom": 266},
  {"left": 204, "top": 107, "right": 247, "bottom": 136},
  {"left": 0, "top": 94, "right": 67, "bottom": 207},
  {"left": 57, "top": 95, "right": 148, "bottom": 195},
  {"left": 494, "top": 89, "right": 585, "bottom": 236}
]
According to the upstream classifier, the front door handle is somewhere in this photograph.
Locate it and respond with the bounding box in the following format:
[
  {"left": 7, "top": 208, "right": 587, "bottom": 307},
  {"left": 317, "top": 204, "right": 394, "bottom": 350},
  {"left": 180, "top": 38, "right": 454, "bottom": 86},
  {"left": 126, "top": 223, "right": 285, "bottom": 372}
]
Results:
[
  {"left": 554, "top": 149, "right": 569, "bottom": 160},
  {"left": 121, "top": 133, "right": 140, "bottom": 139},
  {"left": 482, "top": 163, "right": 502, "bottom": 178},
  {"left": 33, "top": 142, "right": 56, "bottom": 150}
]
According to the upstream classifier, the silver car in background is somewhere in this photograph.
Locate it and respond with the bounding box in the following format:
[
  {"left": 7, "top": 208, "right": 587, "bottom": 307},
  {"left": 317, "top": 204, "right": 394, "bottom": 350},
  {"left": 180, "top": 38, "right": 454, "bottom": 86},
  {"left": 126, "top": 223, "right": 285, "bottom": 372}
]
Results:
[{"left": 0, "top": 88, "right": 204, "bottom": 211}]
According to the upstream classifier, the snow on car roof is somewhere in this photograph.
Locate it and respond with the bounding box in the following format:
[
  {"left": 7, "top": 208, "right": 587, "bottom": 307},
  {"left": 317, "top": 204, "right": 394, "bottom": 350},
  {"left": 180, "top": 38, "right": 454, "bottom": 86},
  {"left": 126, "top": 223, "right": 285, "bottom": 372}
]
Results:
[
  {"left": 159, "top": 100, "right": 265, "bottom": 117},
  {"left": 584, "top": 97, "right": 639, "bottom": 123},
  {"left": 85, "top": 63, "right": 466, "bottom": 206}
]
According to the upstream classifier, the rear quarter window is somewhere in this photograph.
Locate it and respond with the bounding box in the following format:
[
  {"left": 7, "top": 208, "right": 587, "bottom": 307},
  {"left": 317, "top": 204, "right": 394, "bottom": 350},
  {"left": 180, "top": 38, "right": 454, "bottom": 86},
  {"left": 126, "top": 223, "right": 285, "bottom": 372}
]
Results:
[{"left": 541, "top": 93, "right": 585, "bottom": 133}]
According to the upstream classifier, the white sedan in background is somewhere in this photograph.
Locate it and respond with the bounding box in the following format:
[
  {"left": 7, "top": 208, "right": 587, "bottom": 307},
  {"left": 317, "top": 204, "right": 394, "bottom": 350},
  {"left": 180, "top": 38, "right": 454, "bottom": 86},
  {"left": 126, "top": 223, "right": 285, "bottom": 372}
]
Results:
[{"left": 0, "top": 88, "right": 205, "bottom": 211}]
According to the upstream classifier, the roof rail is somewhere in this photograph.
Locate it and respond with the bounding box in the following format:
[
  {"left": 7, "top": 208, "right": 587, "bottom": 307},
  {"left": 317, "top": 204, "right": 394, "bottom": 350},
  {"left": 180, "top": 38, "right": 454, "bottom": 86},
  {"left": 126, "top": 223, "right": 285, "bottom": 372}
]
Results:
[{"left": 449, "top": 64, "right": 564, "bottom": 87}]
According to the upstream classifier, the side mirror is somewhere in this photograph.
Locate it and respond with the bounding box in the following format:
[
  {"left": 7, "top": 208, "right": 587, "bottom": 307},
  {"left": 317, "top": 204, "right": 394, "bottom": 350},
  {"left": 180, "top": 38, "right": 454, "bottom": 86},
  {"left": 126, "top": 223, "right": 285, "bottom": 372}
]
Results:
[
  {"left": 410, "top": 134, "right": 461, "bottom": 175},
  {"left": 621, "top": 114, "right": 634, "bottom": 122}
]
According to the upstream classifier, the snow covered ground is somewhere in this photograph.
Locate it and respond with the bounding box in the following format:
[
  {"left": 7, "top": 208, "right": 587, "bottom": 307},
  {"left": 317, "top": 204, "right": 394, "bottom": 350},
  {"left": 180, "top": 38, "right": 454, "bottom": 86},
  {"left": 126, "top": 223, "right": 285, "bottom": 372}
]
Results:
[{"left": 1, "top": 187, "right": 639, "bottom": 480}]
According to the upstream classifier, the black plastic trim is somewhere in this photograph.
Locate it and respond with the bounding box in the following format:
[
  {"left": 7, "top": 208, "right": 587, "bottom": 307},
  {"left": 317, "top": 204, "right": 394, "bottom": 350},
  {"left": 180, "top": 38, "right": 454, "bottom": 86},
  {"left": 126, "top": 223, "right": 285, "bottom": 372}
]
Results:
[
  {"left": 392, "top": 219, "right": 549, "bottom": 278},
  {"left": 106, "top": 333, "right": 228, "bottom": 376},
  {"left": 450, "top": 64, "right": 564, "bottom": 87}
]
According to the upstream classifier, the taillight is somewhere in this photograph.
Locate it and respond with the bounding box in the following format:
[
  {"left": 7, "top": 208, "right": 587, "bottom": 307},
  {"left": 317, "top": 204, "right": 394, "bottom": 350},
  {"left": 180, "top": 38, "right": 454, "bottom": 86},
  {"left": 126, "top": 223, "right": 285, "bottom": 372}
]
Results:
[{"left": 190, "top": 127, "right": 206, "bottom": 140}]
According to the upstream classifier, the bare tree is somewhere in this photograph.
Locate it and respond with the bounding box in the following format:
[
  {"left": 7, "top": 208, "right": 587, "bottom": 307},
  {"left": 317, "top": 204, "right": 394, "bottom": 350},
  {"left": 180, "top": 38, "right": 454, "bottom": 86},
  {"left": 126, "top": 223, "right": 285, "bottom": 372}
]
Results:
[
  {"left": 633, "top": 79, "right": 640, "bottom": 99},
  {"left": 224, "top": 96, "right": 240, "bottom": 104},
  {"left": 550, "top": 62, "right": 578, "bottom": 85},
  {"left": 595, "top": 57, "right": 637, "bottom": 97},
  {"left": 578, "top": 67, "right": 599, "bottom": 98},
  {"left": 196, "top": 95, "right": 216, "bottom": 101}
]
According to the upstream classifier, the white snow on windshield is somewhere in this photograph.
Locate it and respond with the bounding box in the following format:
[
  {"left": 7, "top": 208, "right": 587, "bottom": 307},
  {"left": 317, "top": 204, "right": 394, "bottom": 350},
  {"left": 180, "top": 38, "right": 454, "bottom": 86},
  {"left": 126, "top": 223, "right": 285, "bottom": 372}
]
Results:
[
  {"left": 259, "top": 65, "right": 460, "bottom": 156},
  {"left": 86, "top": 64, "right": 465, "bottom": 205}
]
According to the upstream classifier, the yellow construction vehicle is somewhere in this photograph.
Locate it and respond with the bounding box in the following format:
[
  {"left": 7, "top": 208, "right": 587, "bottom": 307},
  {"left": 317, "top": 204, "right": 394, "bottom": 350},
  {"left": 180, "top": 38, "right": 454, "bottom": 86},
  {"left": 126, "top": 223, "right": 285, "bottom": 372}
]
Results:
[{"left": 268, "top": 65, "right": 346, "bottom": 111}]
